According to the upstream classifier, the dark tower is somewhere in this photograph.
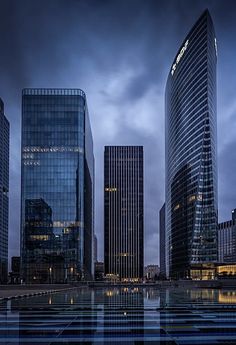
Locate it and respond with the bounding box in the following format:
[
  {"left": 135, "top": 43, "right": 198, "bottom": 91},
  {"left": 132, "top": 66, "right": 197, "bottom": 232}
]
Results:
[
  {"left": 0, "top": 99, "right": 9, "bottom": 283},
  {"left": 165, "top": 10, "right": 218, "bottom": 278},
  {"left": 104, "top": 146, "right": 144, "bottom": 281}
]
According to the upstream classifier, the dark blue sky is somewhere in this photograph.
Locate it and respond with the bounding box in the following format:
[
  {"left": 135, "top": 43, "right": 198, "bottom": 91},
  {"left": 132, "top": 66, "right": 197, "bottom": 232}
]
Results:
[{"left": 1, "top": 0, "right": 236, "bottom": 265}]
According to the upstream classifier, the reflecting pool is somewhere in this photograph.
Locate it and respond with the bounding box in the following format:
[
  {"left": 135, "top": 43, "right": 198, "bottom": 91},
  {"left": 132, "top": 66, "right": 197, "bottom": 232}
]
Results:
[{"left": 1, "top": 287, "right": 236, "bottom": 344}]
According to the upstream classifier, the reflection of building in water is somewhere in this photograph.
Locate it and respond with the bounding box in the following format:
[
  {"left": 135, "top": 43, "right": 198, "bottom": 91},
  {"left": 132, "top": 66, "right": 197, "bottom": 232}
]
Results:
[
  {"left": 102, "top": 287, "right": 144, "bottom": 344},
  {"left": 145, "top": 287, "right": 160, "bottom": 300},
  {"left": 11, "top": 289, "right": 97, "bottom": 344},
  {"left": 159, "top": 289, "right": 174, "bottom": 345},
  {"left": 66, "top": 288, "right": 97, "bottom": 344},
  {"left": 0, "top": 300, "right": 19, "bottom": 341},
  {"left": 189, "top": 289, "right": 217, "bottom": 302},
  {"left": 21, "top": 89, "right": 94, "bottom": 283},
  {"left": 218, "top": 290, "right": 236, "bottom": 304}
]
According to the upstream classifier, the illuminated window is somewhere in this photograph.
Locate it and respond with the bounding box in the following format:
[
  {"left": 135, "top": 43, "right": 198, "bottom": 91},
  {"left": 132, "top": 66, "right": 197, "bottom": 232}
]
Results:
[
  {"left": 197, "top": 193, "right": 203, "bottom": 201},
  {"left": 30, "top": 235, "right": 49, "bottom": 241},
  {"left": 188, "top": 195, "right": 196, "bottom": 202},
  {"left": 23, "top": 146, "right": 83, "bottom": 153},
  {"left": 63, "top": 228, "right": 71, "bottom": 234},
  {"left": 174, "top": 204, "right": 180, "bottom": 211},
  {"left": 105, "top": 187, "right": 117, "bottom": 192},
  {"left": 53, "top": 221, "right": 83, "bottom": 228}
]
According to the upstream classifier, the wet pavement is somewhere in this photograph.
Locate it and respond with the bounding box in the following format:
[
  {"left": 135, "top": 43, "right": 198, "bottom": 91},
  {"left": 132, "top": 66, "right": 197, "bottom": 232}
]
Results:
[{"left": 1, "top": 287, "right": 236, "bottom": 344}]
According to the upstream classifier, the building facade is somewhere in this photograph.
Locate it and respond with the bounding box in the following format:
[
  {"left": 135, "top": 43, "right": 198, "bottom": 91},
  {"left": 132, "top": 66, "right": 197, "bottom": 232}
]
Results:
[
  {"left": 9, "top": 256, "right": 21, "bottom": 284},
  {"left": 159, "top": 203, "right": 166, "bottom": 278},
  {"left": 104, "top": 146, "right": 143, "bottom": 281},
  {"left": 94, "top": 233, "right": 97, "bottom": 263},
  {"left": 218, "top": 210, "right": 236, "bottom": 263},
  {"left": 95, "top": 261, "right": 104, "bottom": 281},
  {"left": 165, "top": 10, "right": 218, "bottom": 279},
  {"left": 21, "top": 89, "right": 94, "bottom": 283},
  {"left": 0, "top": 99, "right": 9, "bottom": 284},
  {"left": 144, "top": 265, "right": 160, "bottom": 281}
]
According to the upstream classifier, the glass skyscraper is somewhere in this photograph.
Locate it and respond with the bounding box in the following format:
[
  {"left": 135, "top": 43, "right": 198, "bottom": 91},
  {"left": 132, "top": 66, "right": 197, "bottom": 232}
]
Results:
[
  {"left": 21, "top": 89, "right": 94, "bottom": 283},
  {"left": 104, "top": 146, "right": 144, "bottom": 281},
  {"left": 0, "top": 98, "right": 9, "bottom": 284},
  {"left": 165, "top": 10, "right": 218, "bottom": 279}
]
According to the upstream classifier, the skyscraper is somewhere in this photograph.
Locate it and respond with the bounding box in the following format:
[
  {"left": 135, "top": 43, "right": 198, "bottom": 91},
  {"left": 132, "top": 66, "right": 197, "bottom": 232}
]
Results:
[
  {"left": 21, "top": 89, "right": 94, "bottom": 283},
  {"left": 159, "top": 203, "right": 166, "bottom": 278},
  {"left": 104, "top": 146, "right": 143, "bottom": 281},
  {"left": 165, "top": 10, "right": 218, "bottom": 279},
  {"left": 0, "top": 99, "right": 9, "bottom": 284}
]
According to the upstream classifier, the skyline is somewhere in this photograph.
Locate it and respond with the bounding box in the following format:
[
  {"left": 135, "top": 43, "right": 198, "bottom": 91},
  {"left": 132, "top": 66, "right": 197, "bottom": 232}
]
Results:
[{"left": 1, "top": 0, "right": 236, "bottom": 265}]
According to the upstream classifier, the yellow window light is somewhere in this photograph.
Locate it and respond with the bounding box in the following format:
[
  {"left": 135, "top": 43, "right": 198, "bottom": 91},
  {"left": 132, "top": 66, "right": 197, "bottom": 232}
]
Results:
[{"left": 174, "top": 203, "right": 180, "bottom": 211}]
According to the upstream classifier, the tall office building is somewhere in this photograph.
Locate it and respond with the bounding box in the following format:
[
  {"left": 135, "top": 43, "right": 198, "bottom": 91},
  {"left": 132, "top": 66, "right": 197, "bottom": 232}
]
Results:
[
  {"left": 104, "top": 146, "right": 143, "bottom": 281},
  {"left": 165, "top": 10, "right": 218, "bottom": 279},
  {"left": 21, "top": 89, "right": 94, "bottom": 283},
  {"left": 159, "top": 203, "right": 166, "bottom": 278},
  {"left": 218, "top": 210, "right": 236, "bottom": 263},
  {"left": 0, "top": 99, "right": 9, "bottom": 284}
]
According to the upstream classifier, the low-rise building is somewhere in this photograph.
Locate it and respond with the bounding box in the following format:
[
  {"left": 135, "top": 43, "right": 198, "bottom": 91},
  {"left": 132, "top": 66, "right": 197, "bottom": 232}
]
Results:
[
  {"left": 95, "top": 261, "right": 104, "bottom": 281},
  {"left": 218, "top": 210, "right": 236, "bottom": 263},
  {"left": 144, "top": 265, "right": 160, "bottom": 281}
]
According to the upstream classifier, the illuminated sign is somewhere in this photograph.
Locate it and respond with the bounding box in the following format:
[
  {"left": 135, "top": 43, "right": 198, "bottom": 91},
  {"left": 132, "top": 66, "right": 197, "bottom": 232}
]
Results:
[{"left": 171, "top": 40, "right": 189, "bottom": 76}]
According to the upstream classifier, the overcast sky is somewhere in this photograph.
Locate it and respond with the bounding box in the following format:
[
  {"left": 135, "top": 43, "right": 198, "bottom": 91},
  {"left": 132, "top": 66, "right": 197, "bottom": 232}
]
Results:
[{"left": 1, "top": 0, "right": 236, "bottom": 265}]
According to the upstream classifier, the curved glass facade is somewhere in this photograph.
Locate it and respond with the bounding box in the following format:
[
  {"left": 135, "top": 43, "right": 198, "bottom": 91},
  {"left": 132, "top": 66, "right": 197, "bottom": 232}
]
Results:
[
  {"left": 165, "top": 10, "right": 218, "bottom": 278},
  {"left": 21, "top": 89, "right": 94, "bottom": 283}
]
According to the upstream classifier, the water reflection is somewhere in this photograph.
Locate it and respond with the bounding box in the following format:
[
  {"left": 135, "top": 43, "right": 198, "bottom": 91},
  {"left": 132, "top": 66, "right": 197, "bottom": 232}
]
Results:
[
  {"left": 1, "top": 287, "right": 236, "bottom": 344},
  {"left": 218, "top": 290, "right": 236, "bottom": 304}
]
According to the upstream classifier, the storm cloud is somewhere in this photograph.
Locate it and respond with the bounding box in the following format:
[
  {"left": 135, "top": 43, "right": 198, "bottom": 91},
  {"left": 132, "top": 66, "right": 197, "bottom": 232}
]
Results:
[{"left": 1, "top": 0, "right": 236, "bottom": 265}]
